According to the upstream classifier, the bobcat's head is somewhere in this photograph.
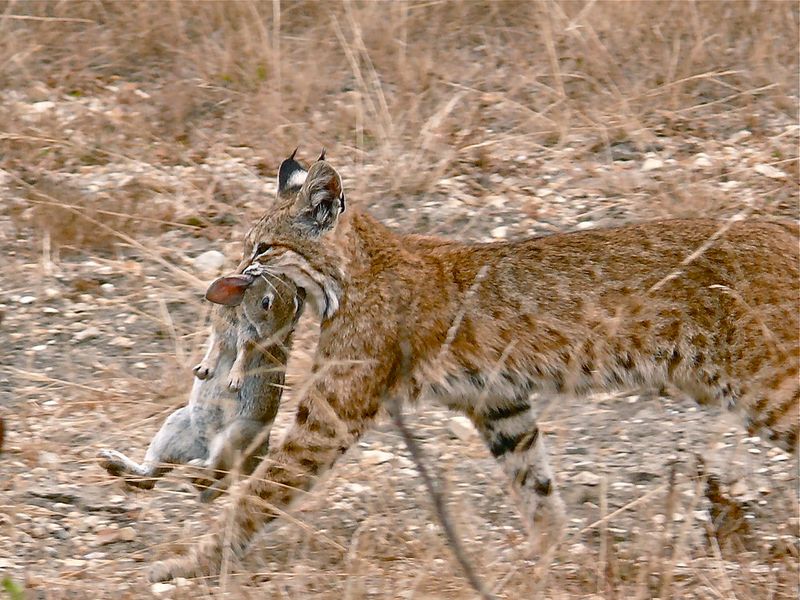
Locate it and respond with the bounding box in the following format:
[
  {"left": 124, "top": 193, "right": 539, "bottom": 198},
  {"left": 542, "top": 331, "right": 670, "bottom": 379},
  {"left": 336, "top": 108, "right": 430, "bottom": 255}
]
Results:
[{"left": 226, "top": 149, "right": 347, "bottom": 320}]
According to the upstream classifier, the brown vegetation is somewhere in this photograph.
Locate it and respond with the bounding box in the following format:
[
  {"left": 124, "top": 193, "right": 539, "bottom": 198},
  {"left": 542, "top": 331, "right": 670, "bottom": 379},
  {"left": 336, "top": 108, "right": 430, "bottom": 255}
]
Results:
[{"left": 0, "top": 1, "right": 797, "bottom": 598}]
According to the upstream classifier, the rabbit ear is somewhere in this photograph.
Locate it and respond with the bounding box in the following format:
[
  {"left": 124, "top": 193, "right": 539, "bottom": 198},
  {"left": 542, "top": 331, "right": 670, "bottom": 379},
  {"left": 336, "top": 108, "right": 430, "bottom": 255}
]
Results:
[{"left": 205, "top": 274, "right": 255, "bottom": 306}]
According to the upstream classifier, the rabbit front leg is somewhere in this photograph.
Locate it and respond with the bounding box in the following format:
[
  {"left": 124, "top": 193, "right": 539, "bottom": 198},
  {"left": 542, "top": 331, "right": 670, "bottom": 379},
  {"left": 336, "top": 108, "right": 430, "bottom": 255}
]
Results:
[{"left": 194, "top": 330, "right": 221, "bottom": 380}]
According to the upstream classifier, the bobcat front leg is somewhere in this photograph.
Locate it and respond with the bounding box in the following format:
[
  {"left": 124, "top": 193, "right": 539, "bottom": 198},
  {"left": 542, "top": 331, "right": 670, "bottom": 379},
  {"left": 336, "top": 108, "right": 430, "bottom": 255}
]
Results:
[
  {"left": 469, "top": 396, "right": 566, "bottom": 551},
  {"left": 148, "top": 367, "right": 385, "bottom": 582}
]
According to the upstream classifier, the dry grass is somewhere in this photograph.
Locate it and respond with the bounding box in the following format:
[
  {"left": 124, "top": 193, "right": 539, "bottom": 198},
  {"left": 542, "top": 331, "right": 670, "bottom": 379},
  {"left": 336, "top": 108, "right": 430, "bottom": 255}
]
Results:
[{"left": 0, "top": 1, "right": 798, "bottom": 599}]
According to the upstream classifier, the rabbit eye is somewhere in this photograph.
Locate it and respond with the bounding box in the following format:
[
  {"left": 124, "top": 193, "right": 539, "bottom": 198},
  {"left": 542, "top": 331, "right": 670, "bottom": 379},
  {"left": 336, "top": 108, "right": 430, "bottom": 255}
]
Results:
[{"left": 261, "top": 295, "right": 273, "bottom": 310}]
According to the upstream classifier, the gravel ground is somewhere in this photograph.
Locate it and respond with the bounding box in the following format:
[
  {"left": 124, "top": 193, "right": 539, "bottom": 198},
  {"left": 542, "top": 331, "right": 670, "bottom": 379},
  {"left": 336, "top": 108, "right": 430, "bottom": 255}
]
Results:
[{"left": 1, "top": 85, "right": 798, "bottom": 599}]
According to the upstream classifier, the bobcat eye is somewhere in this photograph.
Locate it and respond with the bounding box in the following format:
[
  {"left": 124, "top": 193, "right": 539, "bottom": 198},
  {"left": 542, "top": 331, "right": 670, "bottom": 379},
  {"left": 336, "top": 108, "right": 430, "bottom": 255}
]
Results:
[
  {"left": 261, "top": 295, "right": 273, "bottom": 311},
  {"left": 254, "top": 242, "right": 271, "bottom": 258}
]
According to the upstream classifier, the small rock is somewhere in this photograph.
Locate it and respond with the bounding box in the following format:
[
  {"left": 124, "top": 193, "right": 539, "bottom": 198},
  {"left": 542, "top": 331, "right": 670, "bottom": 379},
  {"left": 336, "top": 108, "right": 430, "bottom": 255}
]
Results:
[
  {"left": 109, "top": 336, "right": 135, "bottom": 348},
  {"left": 18, "top": 296, "right": 36, "bottom": 304},
  {"left": 100, "top": 283, "right": 115, "bottom": 295},
  {"left": 730, "top": 480, "right": 748, "bottom": 496},
  {"left": 448, "top": 416, "right": 477, "bottom": 441},
  {"left": 576, "top": 221, "right": 595, "bottom": 230},
  {"left": 93, "top": 527, "right": 121, "bottom": 546},
  {"left": 84, "top": 515, "right": 102, "bottom": 529},
  {"left": 62, "top": 558, "right": 86, "bottom": 568},
  {"left": 193, "top": 250, "right": 226, "bottom": 278},
  {"left": 73, "top": 326, "right": 101, "bottom": 342},
  {"left": 38, "top": 451, "right": 60, "bottom": 467},
  {"left": 490, "top": 226, "right": 508, "bottom": 239},
  {"left": 573, "top": 472, "right": 601, "bottom": 486},
  {"left": 345, "top": 483, "right": 369, "bottom": 494},
  {"left": 31, "top": 101, "right": 56, "bottom": 113},
  {"left": 117, "top": 526, "right": 136, "bottom": 542},
  {"left": 693, "top": 153, "right": 713, "bottom": 168},
  {"left": 754, "top": 164, "right": 786, "bottom": 179},
  {"left": 362, "top": 450, "right": 394, "bottom": 465},
  {"left": 641, "top": 157, "right": 664, "bottom": 172},
  {"left": 728, "top": 130, "right": 751, "bottom": 143},
  {"left": 568, "top": 542, "right": 589, "bottom": 556},
  {"left": 151, "top": 582, "right": 176, "bottom": 595}
]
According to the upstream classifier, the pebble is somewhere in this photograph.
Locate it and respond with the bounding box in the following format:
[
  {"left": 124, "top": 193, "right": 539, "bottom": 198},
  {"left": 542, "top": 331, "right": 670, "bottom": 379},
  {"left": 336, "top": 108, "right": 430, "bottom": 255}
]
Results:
[
  {"left": 641, "top": 157, "right": 664, "bottom": 172},
  {"left": 490, "top": 226, "right": 508, "bottom": 238},
  {"left": 31, "top": 101, "right": 55, "bottom": 113},
  {"left": 573, "top": 472, "right": 601, "bottom": 486},
  {"left": 62, "top": 558, "right": 86, "bottom": 568},
  {"left": 73, "top": 326, "right": 101, "bottom": 342},
  {"left": 362, "top": 450, "right": 394, "bottom": 465},
  {"left": 151, "top": 582, "right": 176, "bottom": 594},
  {"left": 193, "top": 250, "right": 226, "bottom": 277},
  {"left": 18, "top": 296, "right": 36, "bottom": 304},
  {"left": 693, "top": 153, "right": 713, "bottom": 168},
  {"left": 753, "top": 164, "right": 786, "bottom": 179},
  {"left": 38, "top": 452, "right": 60, "bottom": 467},
  {"left": 109, "top": 336, "right": 135, "bottom": 348}
]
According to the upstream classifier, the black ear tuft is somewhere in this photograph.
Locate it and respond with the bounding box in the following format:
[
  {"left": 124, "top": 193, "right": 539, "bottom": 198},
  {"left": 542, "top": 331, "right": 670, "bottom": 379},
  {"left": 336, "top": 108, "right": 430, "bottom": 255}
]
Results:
[{"left": 278, "top": 149, "right": 307, "bottom": 195}]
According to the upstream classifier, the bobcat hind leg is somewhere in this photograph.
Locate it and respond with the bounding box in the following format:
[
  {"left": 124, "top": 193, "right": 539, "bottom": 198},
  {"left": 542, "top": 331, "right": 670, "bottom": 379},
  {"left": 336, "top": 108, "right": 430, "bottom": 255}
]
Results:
[{"left": 470, "top": 397, "right": 566, "bottom": 552}]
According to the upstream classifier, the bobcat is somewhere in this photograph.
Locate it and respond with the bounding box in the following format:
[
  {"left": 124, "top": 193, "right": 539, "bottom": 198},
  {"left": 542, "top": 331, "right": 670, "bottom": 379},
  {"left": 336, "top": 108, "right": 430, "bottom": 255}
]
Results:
[
  {"left": 149, "top": 152, "right": 799, "bottom": 582},
  {"left": 99, "top": 273, "right": 303, "bottom": 500}
]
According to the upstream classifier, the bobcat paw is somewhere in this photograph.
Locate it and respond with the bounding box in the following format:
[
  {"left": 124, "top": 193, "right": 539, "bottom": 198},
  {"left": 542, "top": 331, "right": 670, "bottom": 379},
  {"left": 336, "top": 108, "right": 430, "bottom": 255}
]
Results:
[{"left": 193, "top": 363, "right": 213, "bottom": 380}]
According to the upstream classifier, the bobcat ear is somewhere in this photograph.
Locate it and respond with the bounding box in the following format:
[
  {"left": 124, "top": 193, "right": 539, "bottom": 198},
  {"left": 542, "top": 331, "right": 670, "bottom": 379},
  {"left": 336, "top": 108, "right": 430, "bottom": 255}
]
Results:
[
  {"left": 277, "top": 148, "right": 307, "bottom": 196},
  {"left": 295, "top": 161, "right": 346, "bottom": 235},
  {"left": 317, "top": 148, "right": 326, "bottom": 162},
  {"left": 205, "top": 274, "right": 255, "bottom": 306}
]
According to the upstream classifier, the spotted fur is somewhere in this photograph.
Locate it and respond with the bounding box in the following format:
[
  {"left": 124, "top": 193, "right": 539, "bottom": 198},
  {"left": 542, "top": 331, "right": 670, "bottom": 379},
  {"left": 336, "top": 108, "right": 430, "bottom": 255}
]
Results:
[{"left": 149, "top": 154, "right": 798, "bottom": 582}]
